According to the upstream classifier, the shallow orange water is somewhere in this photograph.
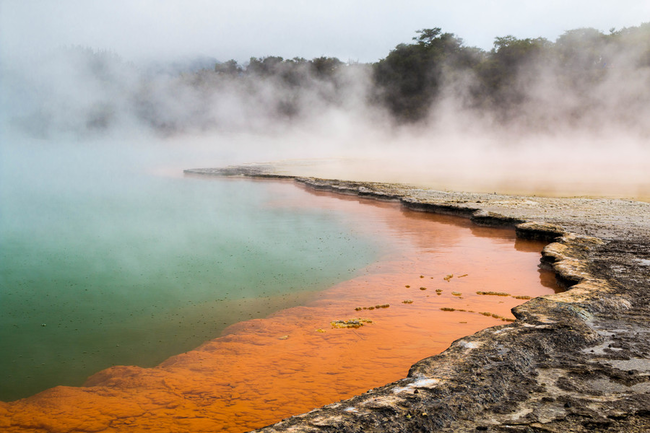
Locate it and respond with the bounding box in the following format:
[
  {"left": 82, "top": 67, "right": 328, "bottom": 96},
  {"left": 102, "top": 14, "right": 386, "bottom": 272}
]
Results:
[{"left": 0, "top": 180, "right": 558, "bottom": 432}]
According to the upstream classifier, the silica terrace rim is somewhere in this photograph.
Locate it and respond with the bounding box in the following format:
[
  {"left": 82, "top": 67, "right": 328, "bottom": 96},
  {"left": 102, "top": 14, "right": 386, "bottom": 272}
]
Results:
[{"left": 185, "top": 166, "right": 650, "bottom": 432}]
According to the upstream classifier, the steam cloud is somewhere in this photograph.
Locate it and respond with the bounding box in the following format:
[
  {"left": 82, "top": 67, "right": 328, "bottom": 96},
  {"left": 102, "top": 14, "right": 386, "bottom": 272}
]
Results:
[{"left": 1, "top": 25, "right": 649, "bottom": 198}]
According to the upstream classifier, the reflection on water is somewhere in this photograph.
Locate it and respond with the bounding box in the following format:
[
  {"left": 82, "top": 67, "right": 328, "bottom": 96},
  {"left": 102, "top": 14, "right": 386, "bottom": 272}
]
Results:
[{"left": 0, "top": 176, "right": 559, "bottom": 433}]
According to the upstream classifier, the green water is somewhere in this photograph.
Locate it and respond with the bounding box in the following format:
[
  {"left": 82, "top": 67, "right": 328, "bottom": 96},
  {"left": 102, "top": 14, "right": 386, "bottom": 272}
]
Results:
[{"left": 0, "top": 142, "right": 380, "bottom": 401}]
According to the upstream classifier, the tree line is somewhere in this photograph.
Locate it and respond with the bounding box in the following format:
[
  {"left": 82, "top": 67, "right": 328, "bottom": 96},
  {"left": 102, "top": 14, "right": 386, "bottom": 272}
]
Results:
[
  {"left": 203, "top": 22, "right": 649, "bottom": 126},
  {"left": 13, "top": 23, "right": 650, "bottom": 136}
]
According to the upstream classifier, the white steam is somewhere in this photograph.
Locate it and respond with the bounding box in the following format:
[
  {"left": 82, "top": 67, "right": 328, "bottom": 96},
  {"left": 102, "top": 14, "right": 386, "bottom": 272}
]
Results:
[{"left": 1, "top": 41, "right": 649, "bottom": 200}]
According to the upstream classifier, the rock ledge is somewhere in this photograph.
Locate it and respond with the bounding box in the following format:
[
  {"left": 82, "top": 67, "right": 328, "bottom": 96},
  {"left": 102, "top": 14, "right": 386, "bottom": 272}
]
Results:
[{"left": 184, "top": 166, "right": 650, "bottom": 432}]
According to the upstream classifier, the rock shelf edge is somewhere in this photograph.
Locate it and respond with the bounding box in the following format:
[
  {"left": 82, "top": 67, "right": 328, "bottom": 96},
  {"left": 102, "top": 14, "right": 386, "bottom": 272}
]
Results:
[{"left": 184, "top": 166, "right": 650, "bottom": 432}]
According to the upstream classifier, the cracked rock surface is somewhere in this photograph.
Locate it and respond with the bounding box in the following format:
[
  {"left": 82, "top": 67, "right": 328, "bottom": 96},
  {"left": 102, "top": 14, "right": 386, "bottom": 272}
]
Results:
[{"left": 186, "top": 166, "right": 650, "bottom": 432}]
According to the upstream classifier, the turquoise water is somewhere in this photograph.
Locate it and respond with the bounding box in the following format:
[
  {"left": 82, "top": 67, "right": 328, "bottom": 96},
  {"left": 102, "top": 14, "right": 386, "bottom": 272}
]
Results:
[{"left": 0, "top": 142, "right": 381, "bottom": 401}]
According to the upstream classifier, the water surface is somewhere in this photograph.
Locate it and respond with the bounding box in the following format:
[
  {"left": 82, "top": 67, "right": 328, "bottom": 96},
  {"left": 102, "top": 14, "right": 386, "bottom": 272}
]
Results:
[
  {"left": 0, "top": 144, "right": 382, "bottom": 401},
  {"left": 0, "top": 180, "right": 560, "bottom": 433}
]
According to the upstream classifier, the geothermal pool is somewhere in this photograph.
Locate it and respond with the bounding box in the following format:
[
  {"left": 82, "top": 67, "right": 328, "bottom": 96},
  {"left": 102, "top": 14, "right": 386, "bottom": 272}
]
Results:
[
  {"left": 0, "top": 153, "right": 559, "bottom": 431},
  {"left": 0, "top": 164, "right": 385, "bottom": 401}
]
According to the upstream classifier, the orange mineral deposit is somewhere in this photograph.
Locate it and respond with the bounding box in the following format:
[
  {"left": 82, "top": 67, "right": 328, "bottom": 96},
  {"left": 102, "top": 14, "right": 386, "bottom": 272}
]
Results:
[{"left": 0, "top": 180, "right": 559, "bottom": 433}]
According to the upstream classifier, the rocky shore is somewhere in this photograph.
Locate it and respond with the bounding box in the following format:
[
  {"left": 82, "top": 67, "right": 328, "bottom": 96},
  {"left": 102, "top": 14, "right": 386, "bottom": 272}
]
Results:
[{"left": 185, "top": 166, "right": 650, "bottom": 432}]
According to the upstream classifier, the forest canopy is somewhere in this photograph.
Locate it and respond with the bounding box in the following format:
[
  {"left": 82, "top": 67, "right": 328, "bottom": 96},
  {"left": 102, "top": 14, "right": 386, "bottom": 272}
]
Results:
[{"left": 6, "top": 23, "right": 650, "bottom": 137}]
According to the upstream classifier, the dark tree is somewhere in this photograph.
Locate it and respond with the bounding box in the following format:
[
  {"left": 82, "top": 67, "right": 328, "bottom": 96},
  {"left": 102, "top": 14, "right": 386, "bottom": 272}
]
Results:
[
  {"left": 373, "top": 28, "right": 468, "bottom": 121},
  {"left": 214, "top": 59, "right": 242, "bottom": 75},
  {"left": 247, "top": 56, "right": 285, "bottom": 76},
  {"left": 473, "top": 35, "right": 550, "bottom": 111},
  {"left": 310, "top": 57, "right": 343, "bottom": 79}
]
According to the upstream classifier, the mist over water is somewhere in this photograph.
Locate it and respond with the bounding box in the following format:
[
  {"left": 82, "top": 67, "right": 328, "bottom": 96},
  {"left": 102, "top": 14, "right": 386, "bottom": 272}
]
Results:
[
  {"left": 0, "top": 139, "right": 385, "bottom": 401},
  {"left": 2, "top": 28, "right": 648, "bottom": 199}
]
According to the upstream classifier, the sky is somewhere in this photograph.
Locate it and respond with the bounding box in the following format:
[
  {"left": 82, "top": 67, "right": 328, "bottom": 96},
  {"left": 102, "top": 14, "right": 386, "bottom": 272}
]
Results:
[{"left": 1, "top": 0, "right": 649, "bottom": 64}]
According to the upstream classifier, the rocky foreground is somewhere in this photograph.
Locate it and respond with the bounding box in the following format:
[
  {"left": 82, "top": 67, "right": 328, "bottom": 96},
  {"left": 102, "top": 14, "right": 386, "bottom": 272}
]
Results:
[{"left": 186, "top": 166, "right": 650, "bottom": 432}]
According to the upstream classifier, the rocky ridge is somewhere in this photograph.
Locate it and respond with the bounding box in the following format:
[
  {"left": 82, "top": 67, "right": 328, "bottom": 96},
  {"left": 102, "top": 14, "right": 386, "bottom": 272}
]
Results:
[{"left": 185, "top": 166, "right": 650, "bottom": 432}]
